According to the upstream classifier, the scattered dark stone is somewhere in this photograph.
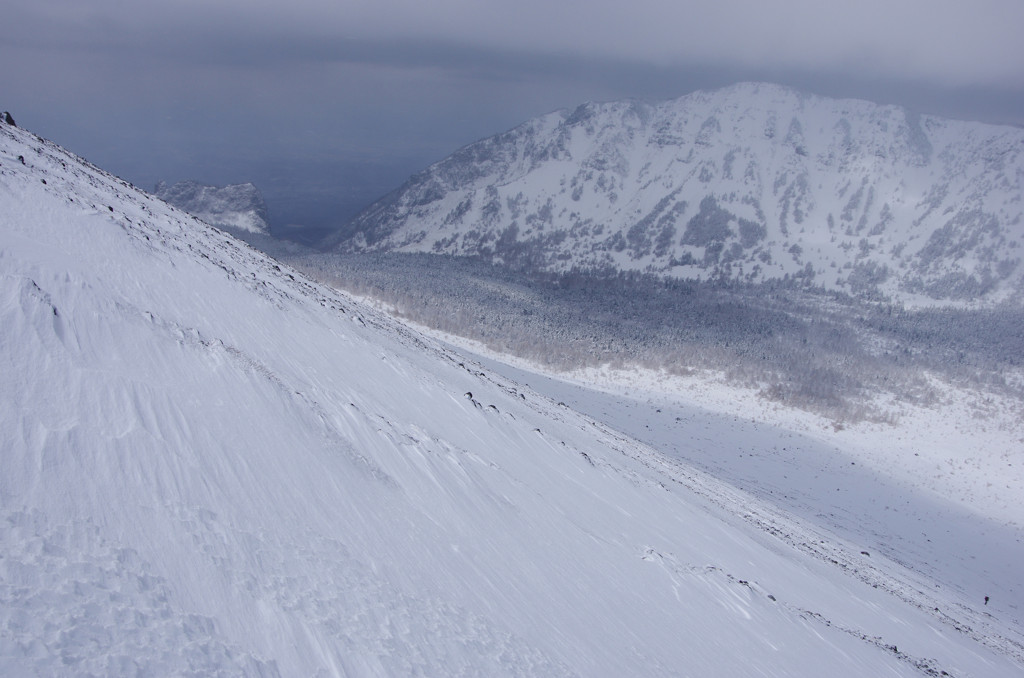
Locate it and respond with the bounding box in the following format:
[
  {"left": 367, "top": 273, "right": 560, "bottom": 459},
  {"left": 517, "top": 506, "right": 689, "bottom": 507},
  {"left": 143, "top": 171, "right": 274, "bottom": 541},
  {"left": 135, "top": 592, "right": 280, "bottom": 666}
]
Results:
[{"left": 18, "top": 155, "right": 25, "bottom": 164}]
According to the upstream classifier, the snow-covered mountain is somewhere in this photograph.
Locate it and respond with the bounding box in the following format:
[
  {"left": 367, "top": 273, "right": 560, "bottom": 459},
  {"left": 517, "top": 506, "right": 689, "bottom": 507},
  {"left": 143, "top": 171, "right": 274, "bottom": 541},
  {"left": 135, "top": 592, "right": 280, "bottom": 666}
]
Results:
[
  {"left": 328, "top": 83, "right": 1024, "bottom": 306},
  {"left": 154, "top": 178, "right": 271, "bottom": 235},
  {"left": 3, "top": 119, "right": 1023, "bottom": 676}
]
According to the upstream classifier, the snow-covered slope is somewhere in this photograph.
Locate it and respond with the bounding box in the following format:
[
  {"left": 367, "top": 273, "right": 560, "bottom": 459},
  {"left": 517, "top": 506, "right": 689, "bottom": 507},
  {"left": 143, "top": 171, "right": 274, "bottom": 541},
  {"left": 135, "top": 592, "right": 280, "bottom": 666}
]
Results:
[
  {"left": 3, "top": 120, "right": 1023, "bottom": 676},
  {"left": 154, "top": 179, "right": 271, "bottom": 235},
  {"left": 329, "top": 83, "right": 1024, "bottom": 306}
]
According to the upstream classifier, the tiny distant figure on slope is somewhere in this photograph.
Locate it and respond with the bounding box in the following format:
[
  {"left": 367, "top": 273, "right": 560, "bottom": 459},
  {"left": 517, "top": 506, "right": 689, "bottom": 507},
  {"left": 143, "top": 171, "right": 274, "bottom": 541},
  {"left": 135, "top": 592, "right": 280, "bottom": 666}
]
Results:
[{"left": 985, "top": 596, "right": 989, "bottom": 605}]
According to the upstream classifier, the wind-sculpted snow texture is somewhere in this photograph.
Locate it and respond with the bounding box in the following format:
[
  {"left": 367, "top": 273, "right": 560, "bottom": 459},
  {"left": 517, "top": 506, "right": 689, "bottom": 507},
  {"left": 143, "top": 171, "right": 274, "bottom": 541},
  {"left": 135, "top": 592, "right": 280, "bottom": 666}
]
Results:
[
  {"left": 154, "top": 179, "right": 271, "bottom": 235},
  {"left": 2, "top": 121, "right": 1023, "bottom": 676},
  {"left": 329, "top": 82, "right": 1024, "bottom": 306}
]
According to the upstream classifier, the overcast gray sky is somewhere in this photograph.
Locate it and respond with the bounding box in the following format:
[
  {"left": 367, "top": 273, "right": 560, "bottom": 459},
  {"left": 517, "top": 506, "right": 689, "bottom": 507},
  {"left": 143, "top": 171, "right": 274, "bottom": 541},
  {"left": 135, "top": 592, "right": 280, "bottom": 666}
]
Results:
[{"left": 4, "top": 0, "right": 1023, "bottom": 239}]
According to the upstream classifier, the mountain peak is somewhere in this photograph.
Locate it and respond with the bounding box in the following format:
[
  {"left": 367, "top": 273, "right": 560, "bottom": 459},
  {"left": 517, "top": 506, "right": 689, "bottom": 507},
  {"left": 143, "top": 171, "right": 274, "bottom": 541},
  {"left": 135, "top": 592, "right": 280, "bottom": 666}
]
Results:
[{"left": 329, "top": 83, "right": 1024, "bottom": 306}]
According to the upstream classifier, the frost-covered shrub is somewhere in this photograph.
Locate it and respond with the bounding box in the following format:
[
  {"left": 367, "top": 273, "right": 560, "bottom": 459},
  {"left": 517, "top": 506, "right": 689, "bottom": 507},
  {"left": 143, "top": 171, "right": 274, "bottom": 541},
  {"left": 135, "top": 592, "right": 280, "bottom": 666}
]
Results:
[
  {"left": 682, "top": 196, "right": 734, "bottom": 247},
  {"left": 738, "top": 219, "right": 766, "bottom": 249},
  {"left": 285, "top": 250, "right": 1024, "bottom": 425},
  {"left": 846, "top": 262, "right": 890, "bottom": 295}
]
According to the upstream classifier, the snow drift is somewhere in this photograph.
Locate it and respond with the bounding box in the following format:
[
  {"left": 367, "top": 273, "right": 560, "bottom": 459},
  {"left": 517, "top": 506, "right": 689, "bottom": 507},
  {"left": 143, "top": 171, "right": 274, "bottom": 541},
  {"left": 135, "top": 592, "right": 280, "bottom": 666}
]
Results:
[{"left": 1, "top": 119, "right": 1022, "bottom": 676}]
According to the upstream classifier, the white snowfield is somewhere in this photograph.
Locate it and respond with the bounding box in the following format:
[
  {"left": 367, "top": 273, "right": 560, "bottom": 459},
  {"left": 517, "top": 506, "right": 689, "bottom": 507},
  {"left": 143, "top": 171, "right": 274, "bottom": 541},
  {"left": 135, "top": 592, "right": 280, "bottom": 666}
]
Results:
[
  {"left": 2, "top": 122, "right": 1023, "bottom": 677},
  {"left": 419, "top": 330, "right": 1024, "bottom": 529}
]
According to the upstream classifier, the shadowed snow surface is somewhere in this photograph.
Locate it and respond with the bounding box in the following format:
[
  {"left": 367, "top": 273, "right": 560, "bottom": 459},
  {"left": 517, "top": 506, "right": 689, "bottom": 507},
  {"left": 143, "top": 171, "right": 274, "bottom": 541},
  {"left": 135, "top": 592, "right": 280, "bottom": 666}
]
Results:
[{"left": 2, "top": 121, "right": 1022, "bottom": 676}]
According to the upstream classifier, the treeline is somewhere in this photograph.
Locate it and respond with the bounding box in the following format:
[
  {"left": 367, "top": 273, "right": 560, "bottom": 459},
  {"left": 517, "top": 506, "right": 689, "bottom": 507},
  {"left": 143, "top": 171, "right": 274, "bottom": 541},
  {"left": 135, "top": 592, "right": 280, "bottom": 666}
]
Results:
[{"left": 286, "top": 251, "right": 1024, "bottom": 425}]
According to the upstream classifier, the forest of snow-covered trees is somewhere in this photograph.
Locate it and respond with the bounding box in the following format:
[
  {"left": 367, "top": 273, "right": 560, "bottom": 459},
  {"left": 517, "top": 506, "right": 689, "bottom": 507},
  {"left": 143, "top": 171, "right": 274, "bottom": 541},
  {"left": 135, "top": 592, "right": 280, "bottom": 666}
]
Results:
[{"left": 284, "top": 251, "right": 1024, "bottom": 424}]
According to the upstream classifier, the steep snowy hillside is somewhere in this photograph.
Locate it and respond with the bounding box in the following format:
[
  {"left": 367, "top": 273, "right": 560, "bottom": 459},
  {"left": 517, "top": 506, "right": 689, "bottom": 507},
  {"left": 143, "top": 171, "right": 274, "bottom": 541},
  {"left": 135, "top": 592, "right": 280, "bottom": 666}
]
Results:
[
  {"left": 328, "top": 83, "right": 1024, "bottom": 306},
  {"left": 154, "top": 179, "right": 271, "bottom": 235},
  {"left": 3, "top": 120, "right": 1023, "bottom": 676}
]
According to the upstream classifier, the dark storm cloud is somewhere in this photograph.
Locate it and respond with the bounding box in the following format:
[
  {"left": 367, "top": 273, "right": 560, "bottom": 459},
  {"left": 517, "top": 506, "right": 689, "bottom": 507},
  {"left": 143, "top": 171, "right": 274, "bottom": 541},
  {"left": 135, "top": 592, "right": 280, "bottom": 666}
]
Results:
[
  {"left": 3, "top": 0, "right": 1023, "bottom": 236},
  {"left": 12, "top": 0, "right": 1020, "bottom": 85}
]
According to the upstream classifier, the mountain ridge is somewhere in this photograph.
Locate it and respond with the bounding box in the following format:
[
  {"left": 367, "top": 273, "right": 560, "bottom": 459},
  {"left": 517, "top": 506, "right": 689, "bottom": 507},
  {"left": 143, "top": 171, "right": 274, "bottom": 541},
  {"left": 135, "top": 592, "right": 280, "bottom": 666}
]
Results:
[
  {"left": 327, "top": 82, "right": 1024, "bottom": 306},
  {"left": 154, "top": 178, "right": 271, "bottom": 235}
]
